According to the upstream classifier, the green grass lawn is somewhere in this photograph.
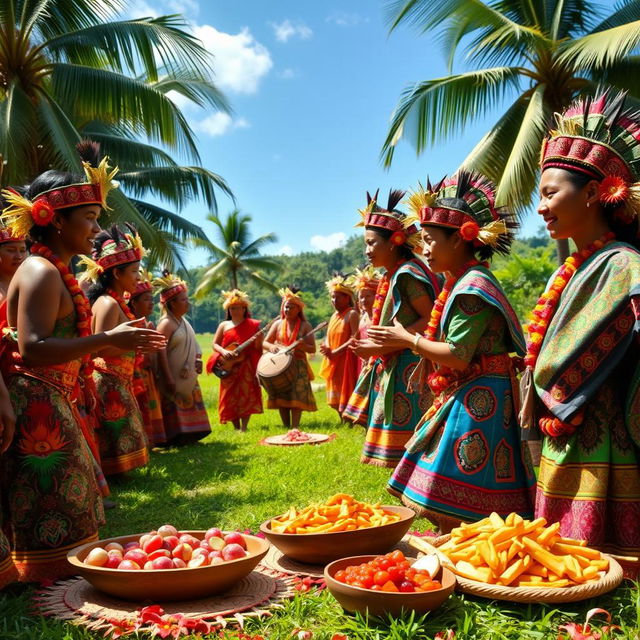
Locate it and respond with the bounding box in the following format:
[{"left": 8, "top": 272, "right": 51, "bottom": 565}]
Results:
[{"left": 1, "top": 340, "right": 639, "bottom": 639}]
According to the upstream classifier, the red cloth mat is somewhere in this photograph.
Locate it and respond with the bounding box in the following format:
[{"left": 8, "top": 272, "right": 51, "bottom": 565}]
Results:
[{"left": 259, "top": 432, "right": 337, "bottom": 446}]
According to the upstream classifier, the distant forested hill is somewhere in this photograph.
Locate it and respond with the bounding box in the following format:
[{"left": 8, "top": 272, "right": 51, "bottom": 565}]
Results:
[{"left": 187, "top": 230, "right": 557, "bottom": 334}]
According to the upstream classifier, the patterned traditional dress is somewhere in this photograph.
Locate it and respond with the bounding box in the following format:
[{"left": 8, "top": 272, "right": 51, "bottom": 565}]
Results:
[
  {"left": 319, "top": 309, "right": 359, "bottom": 415},
  {"left": 266, "top": 318, "right": 317, "bottom": 412},
  {"left": 1, "top": 314, "right": 104, "bottom": 582},
  {"left": 209, "top": 318, "right": 263, "bottom": 424},
  {"left": 160, "top": 316, "right": 211, "bottom": 441},
  {"left": 389, "top": 266, "right": 535, "bottom": 521},
  {"left": 343, "top": 259, "right": 440, "bottom": 467},
  {"left": 532, "top": 242, "right": 640, "bottom": 557},
  {"left": 94, "top": 352, "right": 149, "bottom": 475}
]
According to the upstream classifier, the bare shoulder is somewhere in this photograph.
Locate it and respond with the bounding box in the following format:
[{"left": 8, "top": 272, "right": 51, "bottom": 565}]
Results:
[
  {"left": 300, "top": 320, "right": 314, "bottom": 334},
  {"left": 92, "top": 295, "right": 118, "bottom": 315},
  {"left": 157, "top": 315, "right": 177, "bottom": 332},
  {"left": 15, "top": 256, "right": 61, "bottom": 288}
]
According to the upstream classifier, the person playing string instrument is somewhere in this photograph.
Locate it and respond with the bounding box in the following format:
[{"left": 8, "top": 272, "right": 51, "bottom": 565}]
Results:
[
  {"left": 83, "top": 225, "right": 150, "bottom": 476},
  {"left": 369, "top": 171, "right": 534, "bottom": 533},
  {"left": 209, "top": 289, "right": 263, "bottom": 432},
  {"left": 319, "top": 274, "right": 359, "bottom": 419},
  {"left": 262, "top": 287, "right": 317, "bottom": 428},
  {"left": 343, "top": 190, "right": 440, "bottom": 468},
  {"left": 0, "top": 146, "right": 165, "bottom": 581}
]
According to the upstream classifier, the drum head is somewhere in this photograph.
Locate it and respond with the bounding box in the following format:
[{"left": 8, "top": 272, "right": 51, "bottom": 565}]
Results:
[{"left": 257, "top": 351, "right": 293, "bottom": 378}]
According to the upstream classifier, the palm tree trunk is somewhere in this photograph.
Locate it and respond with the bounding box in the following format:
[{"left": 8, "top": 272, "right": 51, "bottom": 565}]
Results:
[
  {"left": 231, "top": 270, "right": 238, "bottom": 289},
  {"left": 555, "top": 238, "right": 570, "bottom": 263}
]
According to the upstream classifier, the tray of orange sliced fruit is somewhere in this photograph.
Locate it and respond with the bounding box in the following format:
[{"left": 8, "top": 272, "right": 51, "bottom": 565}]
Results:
[{"left": 408, "top": 512, "right": 624, "bottom": 603}]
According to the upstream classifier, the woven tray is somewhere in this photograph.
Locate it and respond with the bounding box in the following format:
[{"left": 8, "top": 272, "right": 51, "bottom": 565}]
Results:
[{"left": 432, "top": 535, "right": 624, "bottom": 604}]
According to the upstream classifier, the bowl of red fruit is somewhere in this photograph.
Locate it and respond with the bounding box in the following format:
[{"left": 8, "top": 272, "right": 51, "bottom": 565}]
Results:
[
  {"left": 67, "top": 525, "right": 270, "bottom": 601},
  {"left": 324, "top": 550, "right": 456, "bottom": 616}
]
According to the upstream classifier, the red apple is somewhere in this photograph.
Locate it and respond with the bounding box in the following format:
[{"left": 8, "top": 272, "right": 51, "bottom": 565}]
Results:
[
  {"left": 158, "top": 524, "right": 178, "bottom": 538},
  {"left": 198, "top": 541, "right": 212, "bottom": 553},
  {"left": 187, "top": 555, "right": 208, "bottom": 568},
  {"left": 124, "top": 541, "right": 141, "bottom": 552},
  {"left": 162, "top": 535, "right": 179, "bottom": 551},
  {"left": 221, "top": 543, "right": 246, "bottom": 561},
  {"left": 104, "top": 554, "right": 122, "bottom": 569},
  {"left": 85, "top": 547, "right": 109, "bottom": 567},
  {"left": 143, "top": 534, "right": 163, "bottom": 554},
  {"left": 138, "top": 533, "right": 153, "bottom": 548},
  {"left": 104, "top": 542, "right": 124, "bottom": 554},
  {"left": 209, "top": 556, "right": 224, "bottom": 566},
  {"left": 208, "top": 537, "right": 226, "bottom": 551},
  {"left": 171, "top": 543, "right": 192, "bottom": 562},
  {"left": 172, "top": 558, "right": 187, "bottom": 569},
  {"left": 152, "top": 556, "right": 174, "bottom": 570},
  {"left": 148, "top": 549, "right": 171, "bottom": 561},
  {"left": 124, "top": 549, "right": 148, "bottom": 566},
  {"left": 179, "top": 534, "right": 200, "bottom": 548},
  {"left": 191, "top": 548, "right": 208, "bottom": 560},
  {"left": 223, "top": 532, "right": 246, "bottom": 549},
  {"left": 143, "top": 561, "right": 154, "bottom": 570},
  {"left": 205, "top": 527, "right": 223, "bottom": 541},
  {"left": 117, "top": 559, "right": 141, "bottom": 570},
  {"left": 208, "top": 550, "right": 223, "bottom": 563}
]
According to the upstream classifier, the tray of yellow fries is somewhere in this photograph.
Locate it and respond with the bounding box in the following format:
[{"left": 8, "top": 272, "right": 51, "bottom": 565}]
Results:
[{"left": 408, "top": 513, "right": 623, "bottom": 603}]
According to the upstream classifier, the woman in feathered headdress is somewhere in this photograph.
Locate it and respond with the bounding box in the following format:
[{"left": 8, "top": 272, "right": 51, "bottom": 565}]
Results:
[
  {"left": 262, "top": 286, "right": 317, "bottom": 427},
  {"left": 154, "top": 271, "right": 211, "bottom": 443},
  {"left": 369, "top": 170, "right": 534, "bottom": 531},
  {"left": 517, "top": 89, "right": 640, "bottom": 565},
  {"left": 82, "top": 224, "right": 150, "bottom": 476},
  {"left": 0, "top": 141, "right": 165, "bottom": 583},
  {"left": 342, "top": 189, "right": 441, "bottom": 468},
  {"left": 319, "top": 274, "right": 360, "bottom": 419},
  {"left": 0, "top": 191, "right": 26, "bottom": 324},
  {"left": 208, "top": 289, "right": 264, "bottom": 432},
  {"left": 128, "top": 272, "right": 167, "bottom": 447}
]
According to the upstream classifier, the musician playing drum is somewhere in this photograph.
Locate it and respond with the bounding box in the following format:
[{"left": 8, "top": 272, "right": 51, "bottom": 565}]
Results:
[
  {"left": 210, "top": 290, "right": 263, "bottom": 432},
  {"left": 262, "top": 287, "right": 317, "bottom": 428}
]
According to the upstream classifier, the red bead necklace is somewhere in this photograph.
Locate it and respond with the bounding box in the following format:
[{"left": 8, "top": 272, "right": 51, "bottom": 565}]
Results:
[{"left": 107, "top": 288, "right": 136, "bottom": 322}]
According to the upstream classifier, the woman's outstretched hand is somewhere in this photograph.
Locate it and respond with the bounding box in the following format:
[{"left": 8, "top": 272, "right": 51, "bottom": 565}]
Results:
[{"left": 106, "top": 318, "right": 168, "bottom": 353}]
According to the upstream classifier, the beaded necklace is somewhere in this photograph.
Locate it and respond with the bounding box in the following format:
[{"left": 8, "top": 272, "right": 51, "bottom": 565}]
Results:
[
  {"left": 526, "top": 231, "right": 615, "bottom": 437},
  {"left": 424, "top": 259, "right": 486, "bottom": 393}
]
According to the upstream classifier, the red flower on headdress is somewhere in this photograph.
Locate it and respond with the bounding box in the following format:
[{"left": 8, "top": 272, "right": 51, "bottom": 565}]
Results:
[
  {"left": 599, "top": 175, "right": 629, "bottom": 205},
  {"left": 390, "top": 230, "right": 406, "bottom": 245},
  {"left": 460, "top": 221, "right": 480, "bottom": 242},
  {"left": 31, "top": 199, "right": 55, "bottom": 226}
]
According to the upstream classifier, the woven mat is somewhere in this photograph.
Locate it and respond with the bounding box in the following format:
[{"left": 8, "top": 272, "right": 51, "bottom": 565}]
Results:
[
  {"left": 259, "top": 433, "right": 337, "bottom": 447},
  {"left": 34, "top": 566, "right": 296, "bottom": 636},
  {"left": 260, "top": 536, "right": 416, "bottom": 577}
]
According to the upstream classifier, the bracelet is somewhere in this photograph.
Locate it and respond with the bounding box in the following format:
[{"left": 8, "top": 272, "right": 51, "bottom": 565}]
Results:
[{"left": 412, "top": 333, "right": 422, "bottom": 354}]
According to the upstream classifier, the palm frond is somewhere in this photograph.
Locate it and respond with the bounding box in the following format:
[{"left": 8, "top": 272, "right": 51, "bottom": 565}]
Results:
[
  {"left": 548, "top": 0, "right": 604, "bottom": 40},
  {"left": 381, "top": 66, "right": 523, "bottom": 166},
  {"left": 558, "top": 19, "right": 640, "bottom": 69},
  {"left": 241, "top": 256, "right": 281, "bottom": 272},
  {"left": 588, "top": 0, "right": 640, "bottom": 33},
  {"left": 50, "top": 62, "right": 202, "bottom": 162},
  {"left": 194, "top": 258, "right": 232, "bottom": 299},
  {"left": 128, "top": 198, "right": 208, "bottom": 243},
  {"left": 589, "top": 55, "right": 640, "bottom": 95},
  {"left": 494, "top": 84, "right": 550, "bottom": 214},
  {"left": 244, "top": 268, "right": 280, "bottom": 292},
  {"left": 241, "top": 233, "right": 278, "bottom": 257},
  {"left": 150, "top": 74, "right": 230, "bottom": 113}
]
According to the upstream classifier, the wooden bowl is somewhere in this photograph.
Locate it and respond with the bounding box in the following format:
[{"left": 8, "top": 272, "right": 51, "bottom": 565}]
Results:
[
  {"left": 260, "top": 505, "right": 415, "bottom": 564},
  {"left": 67, "top": 531, "right": 270, "bottom": 602},
  {"left": 324, "top": 555, "right": 456, "bottom": 616}
]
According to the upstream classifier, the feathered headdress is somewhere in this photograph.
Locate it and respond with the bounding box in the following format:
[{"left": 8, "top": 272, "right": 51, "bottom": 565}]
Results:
[
  {"left": 78, "top": 224, "right": 146, "bottom": 283},
  {"left": 1, "top": 146, "right": 119, "bottom": 239},
  {"left": 131, "top": 270, "right": 153, "bottom": 298},
  {"left": 153, "top": 271, "right": 188, "bottom": 304},
  {"left": 278, "top": 287, "right": 305, "bottom": 309},
  {"left": 356, "top": 188, "right": 422, "bottom": 251},
  {"left": 346, "top": 265, "right": 382, "bottom": 292},
  {"left": 541, "top": 88, "right": 640, "bottom": 221},
  {"left": 325, "top": 274, "right": 355, "bottom": 299},
  {"left": 221, "top": 289, "right": 250, "bottom": 310},
  {"left": 411, "top": 169, "right": 516, "bottom": 257}
]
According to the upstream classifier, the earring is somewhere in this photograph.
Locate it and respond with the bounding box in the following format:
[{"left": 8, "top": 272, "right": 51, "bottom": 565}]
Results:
[{"left": 587, "top": 202, "right": 590, "bottom": 208}]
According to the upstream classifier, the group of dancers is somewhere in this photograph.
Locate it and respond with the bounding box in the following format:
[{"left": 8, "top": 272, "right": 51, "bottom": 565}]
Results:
[
  {"left": 211, "top": 89, "right": 640, "bottom": 571},
  {"left": 2, "top": 87, "right": 640, "bottom": 591}
]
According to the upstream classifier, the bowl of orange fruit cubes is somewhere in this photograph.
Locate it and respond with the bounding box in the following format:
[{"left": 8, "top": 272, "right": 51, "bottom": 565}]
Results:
[
  {"left": 412, "top": 512, "right": 624, "bottom": 603},
  {"left": 324, "top": 549, "right": 456, "bottom": 616},
  {"left": 260, "top": 494, "right": 415, "bottom": 564}
]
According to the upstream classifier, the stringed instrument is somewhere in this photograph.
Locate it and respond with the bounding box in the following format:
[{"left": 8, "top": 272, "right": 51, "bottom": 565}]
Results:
[{"left": 211, "top": 319, "right": 276, "bottom": 379}]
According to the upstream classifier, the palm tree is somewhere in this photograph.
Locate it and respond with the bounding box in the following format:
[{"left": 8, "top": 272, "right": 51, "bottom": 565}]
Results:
[
  {"left": 195, "top": 210, "right": 281, "bottom": 299},
  {"left": 381, "top": 0, "right": 640, "bottom": 259},
  {"left": 0, "top": 0, "right": 232, "bottom": 266}
]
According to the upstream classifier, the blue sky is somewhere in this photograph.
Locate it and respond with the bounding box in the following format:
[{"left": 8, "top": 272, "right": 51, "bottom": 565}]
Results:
[{"left": 127, "top": 0, "right": 546, "bottom": 265}]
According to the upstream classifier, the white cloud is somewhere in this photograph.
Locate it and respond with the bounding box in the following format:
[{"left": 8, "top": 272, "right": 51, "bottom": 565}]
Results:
[
  {"left": 193, "top": 25, "right": 272, "bottom": 94},
  {"left": 193, "top": 112, "right": 250, "bottom": 137},
  {"left": 310, "top": 232, "right": 346, "bottom": 252},
  {"left": 126, "top": 0, "right": 160, "bottom": 18},
  {"left": 326, "top": 12, "right": 369, "bottom": 27},
  {"left": 166, "top": 0, "right": 199, "bottom": 16},
  {"left": 278, "top": 68, "right": 296, "bottom": 80},
  {"left": 271, "top": 19, "right": 313, "bottom": 43},
  {"left": 278, "top": 245, "right": 294, "bottom": 256},
  {"left": 124, "top": 0, "right": 198, "bottom": 18}
]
